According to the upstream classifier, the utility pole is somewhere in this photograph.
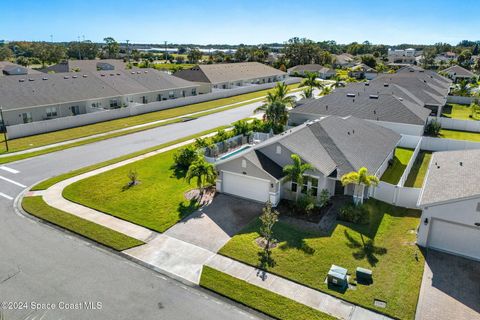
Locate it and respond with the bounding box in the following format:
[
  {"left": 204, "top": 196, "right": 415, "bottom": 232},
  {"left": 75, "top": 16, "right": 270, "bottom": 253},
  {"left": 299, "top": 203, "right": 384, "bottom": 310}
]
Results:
[
  {"left": 126, "top": 40, "right": 130, "bottom": 62},
  {"left": 0, "top": 107, "right": 9, "bottom": 152},
  {"left": 164, "top": 41, "right": 168, "bottom": 61},
  {"left": 77, "top": 36, "right": 82, "bottom": 60}
]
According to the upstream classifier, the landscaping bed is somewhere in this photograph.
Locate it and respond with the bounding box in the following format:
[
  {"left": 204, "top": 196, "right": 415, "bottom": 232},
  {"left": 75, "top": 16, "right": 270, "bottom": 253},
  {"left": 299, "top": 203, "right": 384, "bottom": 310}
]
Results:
[
  {"left": 200, "top": 266, "right": 335, "bottom": 320},
  {"left": 380, "top": 147, "right": 414, "bottom": 185},
  {"left": 22, "top": 196, "right": 143, "bottom": 251},
  {"left": 404, "top": 151, "right": 432, "bottom": 188},
  {"left": 218, "top": 199, "right": 424, "bottom": 319},
  {"left": 276, "top": 199, "right": 332, "bottom": 224}
]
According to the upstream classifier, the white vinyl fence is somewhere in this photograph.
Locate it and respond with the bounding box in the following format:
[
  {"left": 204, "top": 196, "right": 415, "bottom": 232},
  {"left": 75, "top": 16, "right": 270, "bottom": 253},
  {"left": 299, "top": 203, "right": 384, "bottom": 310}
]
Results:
[
  {"left": 7, "top": 78, "right": 301, "bottom": 139},
  {"left": 421, "top": 136, "right": 480, "bottom": 151},
  {"left": 429, "top": 116, "right": 480, "bottom": 133},
  {"left": 370, "top": 182, "right": 421, "bottom": 209},
  {"left": 447, "top": 95, "right": 473, "bottom": 105}
]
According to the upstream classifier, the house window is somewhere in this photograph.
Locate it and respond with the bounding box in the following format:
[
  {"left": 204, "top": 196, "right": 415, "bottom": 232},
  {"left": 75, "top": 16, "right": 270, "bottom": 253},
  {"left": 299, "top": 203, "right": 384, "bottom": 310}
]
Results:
[
  {"left": 22, "top": 112, "right": 33, "bottom": 124},
  {"left": 46, "top": 107, "right": 57, "bottom": 118},
  {"left": 301, "top": 177, "right": 308, "bottom": 194},
  {"left": 109, "top": 99, "right": 119, "bottom": 108},
  {"left": 241, "top": 159, "right": 247, "bottom": 168},
  {"left": 157, "top": 94, "right": 162, "bottom": 101},
  {"left": 291, "top": 179, "right": 298, "bottom": 192},
  {"left": 169, "top": 91, "right": 175, "bottom": 99},
  {"left": 142, "top": 96, "right": 148, "bottom": 104},
  {"left": 191, "top": 88, "right": 197, "bottom": 95},
  {"left": 276, "top": 145, "right": 281, "bottom": 154},
  {"left": 310, "top": 178, "right": 318, "bottom": 196},
  {"left": 182, "top": 90, "right": 186, "bottom": 97},
  {"left": 71, "top": 106, "right": 80, "bottom": 115}
]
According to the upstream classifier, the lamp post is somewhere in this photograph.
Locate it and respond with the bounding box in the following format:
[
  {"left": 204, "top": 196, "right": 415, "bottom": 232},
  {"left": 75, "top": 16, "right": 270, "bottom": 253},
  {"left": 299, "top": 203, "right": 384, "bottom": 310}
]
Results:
[{"left": 0, "top": 107, "right": 8, "bottom": 152}]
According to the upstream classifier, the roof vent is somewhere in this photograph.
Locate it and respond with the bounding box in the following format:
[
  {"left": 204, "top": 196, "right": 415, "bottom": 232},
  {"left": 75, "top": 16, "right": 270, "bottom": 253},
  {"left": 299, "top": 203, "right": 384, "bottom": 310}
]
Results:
[
  {"left": 131, "top": 71, "right": 135, "bottom": 74},
  {"left": 42, "top": 77, "right": 48, "bottom": 80},
  {"left": 72, "top": 75, "right": 78, "bottom": 78},
  {"left": 347, "top": 131, "right": 350, "bottom": 135},
  {"left": 19, "top": 79, "right": 25, "bottom": 82},
  {"left": 137, "top": 71, "right": 141, "bottom": 74},
  {"left": 326, "top": 105, "right": 328, "bottom": 110},
  {"left": 460, "top": 161, "right": 463, "bottom": 166},
  {"left": 100, "top": 74, "right": 105, "bottom": 77},
  {"left": 144, "top": 70, "right": 148, "bottom": 73},
  {"left": 116, "top": 73, "right": 121, "bottom": 75},
  {"left": 369, "top": 95, "right": 379, "bottom": 99},
  {"left": 83, "top": 74, "right": 88, "bottom": 78},
  {"left": 365, "top": 82, "right": 370, "bottom": 86},
  {"left": 383, "top": 83, "right": 389, "bottom": 87},
  {"left": 346, "top": 93, "right": 356, "bottom": 97},
  {"left": 64, "top": 76, "right": 69, "bottom": 79},
  {"left": 424, "top": 80, "right": 427, "bottom": 83},
  {"left": 28, "top": 78, "right": 34, "bottom": 81},
  {"left": 373, "top": 110, "right": 376, "bottom": 114},
  {"left": 110, "top": 73, "right": 115, "bottom": 76}
]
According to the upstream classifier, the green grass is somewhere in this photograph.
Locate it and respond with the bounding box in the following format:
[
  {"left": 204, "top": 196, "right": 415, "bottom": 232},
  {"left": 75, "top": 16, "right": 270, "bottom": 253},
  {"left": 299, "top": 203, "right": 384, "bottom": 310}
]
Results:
[
  {"left": 200, "top": 266, "right": 335, "bottom": 320},
  {"left": 152, "top": 63, "right": 195, "bottom": 70},
  {"left": 0, "top": 83, "right": 300, "bottom": 154},
  {"left": 31, "top": 125, "right": 229, "bottom": 191},
  {"left": 219, "top": 199, "right": 424, "bottom": 319},
  {"left": 404, "top": 151, "right": 432, "bottom": 188},
  {"left": 441, "top": 103, "right": 480, "bottom": 121},
  {"left": 380, "top": 148, "right": 414, "bottom": 184},
  {"left": 439, "top": 129, "right": 480, "bottom": 142},
  {"left": 22, "top": 196, "right": 143, "bottom": 250},
  {"left": 62, "top": 147, "right": 197, "bottom": 233}
]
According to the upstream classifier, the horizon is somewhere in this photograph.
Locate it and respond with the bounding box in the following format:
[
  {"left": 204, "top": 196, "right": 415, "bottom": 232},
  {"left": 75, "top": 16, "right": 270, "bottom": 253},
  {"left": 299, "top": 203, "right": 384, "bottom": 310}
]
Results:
[{"left": 1, "top": 0, "right": 479, "bottom": 46}]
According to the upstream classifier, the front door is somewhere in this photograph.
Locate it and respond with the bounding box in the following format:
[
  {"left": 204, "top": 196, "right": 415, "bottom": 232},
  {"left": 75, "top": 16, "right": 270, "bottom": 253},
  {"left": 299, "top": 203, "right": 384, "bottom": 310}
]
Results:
[{"left": 334, "top": 180, "right": 344, "bottom": 195}]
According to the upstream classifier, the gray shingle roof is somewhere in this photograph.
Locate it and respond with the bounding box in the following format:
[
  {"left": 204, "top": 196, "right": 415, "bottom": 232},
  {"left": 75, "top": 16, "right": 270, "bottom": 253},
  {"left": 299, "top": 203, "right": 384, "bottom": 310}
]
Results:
[
  {"left": 0, "top": 61, "right": 41, "bottom": 75},
  {"left": 174, "top": 62, "right": 286, "bottom": 84},
  {"left": 443, "top": 65, "right": 476, "bottom": 78},
  {"left": 41, "top": 59, "right": 127, "bottom": 73},
  {"left": 418, "top": 149, "right": 480, "bottom": 206},
  {"left": 244, "top": 150, "right": 284, "bottom": 179},
  {"left": 291, "top": 82, "right": 432, "bottom": 125},
  {"left": 0, "top": 68, "right": 199, "bottom": 111},
  {"left": 288, "top": 64, "right": 335, "bottom": 74}
]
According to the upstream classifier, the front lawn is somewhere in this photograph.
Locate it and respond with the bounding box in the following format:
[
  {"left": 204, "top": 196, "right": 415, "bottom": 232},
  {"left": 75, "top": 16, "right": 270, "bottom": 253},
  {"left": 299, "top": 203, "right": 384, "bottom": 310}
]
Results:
[
  {"left": 219, "top": 199, "right": 424, "bottom": 319},
  {"left": 22, "top": 196, "right": 144, "bottom": 250},
  {"left": 404, "top": 151, "right": 432, "bottom": 188},
  {"left": 439, "top": 129, "right": 480, "bottom": 142},
  {"left": 441, "top": 103, "right": 480, "bottom": 121},
  {"left": 380, "top": 148, "right": 414, "bottom": 184},
  {"left": 63, "top": 148, "right": 197, "bottom": 233},
  {"left": 200, "top": 266, "right": 335, "bottom": 320}
]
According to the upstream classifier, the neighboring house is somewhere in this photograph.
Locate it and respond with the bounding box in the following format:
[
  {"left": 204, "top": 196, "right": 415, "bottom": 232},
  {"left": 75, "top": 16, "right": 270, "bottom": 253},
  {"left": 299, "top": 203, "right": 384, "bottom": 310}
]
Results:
[
  {"left": 0, "top": 61, "right": 42, "bottom": 76},
  {"left": 215, "top": 116, "right": 400, "bottom": 205},
  {"left": 289, "top": 80, "right": 434, "bottom": 135},
  {"left": 41, "top": 59, "right": 127, "bottom": 73},
  {"left": 348, "top": 63, "right": 377, "bottom": 80},
  {"left": 417, "top": 149, "right": 480, "bottom": 261},
  {"left": 173, "top": 62, "right": 287, "bottom": 89},
  {"left": 287, "top": 64, "right": 336, "bottom": 79},
  {"left": 387, "top": 48, "right": 416, "bottom": 64},
  {"left": 0, "top": 68, "right": 205, "bottom": 125},
  {"left": 333, "top": 53, "right": 356, "bottom": 68},
  {"left": 442, "top": 65, "right": 476, "bottom": 82}
]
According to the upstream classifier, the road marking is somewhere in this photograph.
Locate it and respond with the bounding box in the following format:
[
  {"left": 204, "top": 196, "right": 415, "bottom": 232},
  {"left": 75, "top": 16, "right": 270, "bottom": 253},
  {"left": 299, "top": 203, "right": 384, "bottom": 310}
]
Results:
[
  {"left": 0, "top": 192, "right": 13, "bottom": 200},
  {"left": 0, "top": 175, "right": 26, "bottom": 188},
  {"left": 0, "top": 165, "right": 19, "bottom": 174}
]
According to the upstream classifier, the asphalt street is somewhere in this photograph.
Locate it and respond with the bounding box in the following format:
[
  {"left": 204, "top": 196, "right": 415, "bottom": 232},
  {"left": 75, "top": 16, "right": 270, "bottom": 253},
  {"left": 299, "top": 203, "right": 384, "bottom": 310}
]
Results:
[{"left": 0, "top": 103, "right": 266, "bottom": 320}]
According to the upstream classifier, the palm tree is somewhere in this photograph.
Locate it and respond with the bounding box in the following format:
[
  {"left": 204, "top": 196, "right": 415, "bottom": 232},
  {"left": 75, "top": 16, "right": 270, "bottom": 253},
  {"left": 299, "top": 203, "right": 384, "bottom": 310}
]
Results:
[
  {"left": 300, "top": 72, "right": 324, "bottom": 91},
  {"left": 272, "top": 82, "right": 296, "bottom": 108},
  {"left": 301, "top": 87, "right": 314, "bottom": 99},
  {"left": 185, "top": 158, "right": 217, "bottom": 196},
  {"left": 321, "top": 86, "right": 332, "bottom": 96},
  {"left": 255, "top": 95, "right": 289, "bottom": 130},
  {"left": 341, "top": 167, "right": 379, "bottom": 204},
  {"left": 283, "top": 154, "right": 314, "bottom": 202}
]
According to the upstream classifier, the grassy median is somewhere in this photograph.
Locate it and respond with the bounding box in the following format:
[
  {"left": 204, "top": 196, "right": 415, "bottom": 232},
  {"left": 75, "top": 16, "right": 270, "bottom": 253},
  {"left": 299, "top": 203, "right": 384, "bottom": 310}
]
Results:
[
  {"left": 200, "top": 266, "right": 335, "bottom": 320},
  {"left": 22, "top": 196, "right": 144, "bottom": 250}
]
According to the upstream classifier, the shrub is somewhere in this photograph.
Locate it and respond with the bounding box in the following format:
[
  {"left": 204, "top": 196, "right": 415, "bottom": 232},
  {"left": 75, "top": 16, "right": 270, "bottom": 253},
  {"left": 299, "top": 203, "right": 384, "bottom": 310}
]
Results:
[
  {"left": 173, "top": 146, "right": 198, "bottom": 170},
  {"left": 425, "top": 119, "right": 441, "bottom": 136},
  {"left": 338, "top": 203, "right": 369, "bottom": 224},
  {"left": 126, "top": 169, "right": 139, "bottom": 187},
  {"left": 296, "top": 193, "right": 316, "bottom": 216},
  {"left": 318, "top": 189, "right": 330, "bottom": 208}
]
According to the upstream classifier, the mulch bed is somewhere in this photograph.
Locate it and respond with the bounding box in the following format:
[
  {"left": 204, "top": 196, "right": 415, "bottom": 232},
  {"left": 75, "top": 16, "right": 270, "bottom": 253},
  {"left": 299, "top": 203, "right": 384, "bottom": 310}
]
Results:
[
  {"left": 275, "top": 199, "right": 332, "bottom": 224},
  {"left": 255, "top": 237, "right": 278, "bottom": 250},
  {"left": 184, "top": 186, "right": 216, "bottom": 206}
]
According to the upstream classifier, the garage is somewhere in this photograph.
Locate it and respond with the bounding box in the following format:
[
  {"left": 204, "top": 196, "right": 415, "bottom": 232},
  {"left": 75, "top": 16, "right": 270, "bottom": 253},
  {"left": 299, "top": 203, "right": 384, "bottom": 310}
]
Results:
[
  {"left": 221, "top": 172, "right": 270, "bottom": 203},
  {"left": 427, "top": 218, "right": 480, "bottom": 261}
]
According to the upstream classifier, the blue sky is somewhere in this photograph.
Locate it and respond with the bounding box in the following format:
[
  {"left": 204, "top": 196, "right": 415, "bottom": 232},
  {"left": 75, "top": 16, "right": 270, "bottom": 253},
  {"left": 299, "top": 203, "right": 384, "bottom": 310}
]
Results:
[{"left": 1, "top": 0, "right": 478, "bottom": 45}]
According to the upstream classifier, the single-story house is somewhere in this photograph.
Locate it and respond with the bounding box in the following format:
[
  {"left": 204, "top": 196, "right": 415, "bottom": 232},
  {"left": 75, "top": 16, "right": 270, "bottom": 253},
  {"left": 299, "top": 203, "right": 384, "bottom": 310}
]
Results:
[
  {"left": 0, "top": 68, "right": 206, "bottom": 125},
  {"left": 417, "top": 149, "right": 480, "bottom": 261},
  {"left": 442, "top": 65, "right": 476, "bottom": 83},
  {"left": 41, "top": 59, "right": 128, "bottom": 73},
  {"left": 173, "top": 62, "right": 287, "bottom": 89},
  {"left": 348, "top": 63, "right": 377, "bottom": 80},
  {"left": 287, "top": 64, "right": 336, "bottom": 79},
  {"left": 215, "top": 116, "right": 401, "bottom": 205},
  {"left": 333, "top": 53, "right": 356, "bottom": 68},
  {"left": 289, "top": 82, "right": 433, "bottom": 136}
]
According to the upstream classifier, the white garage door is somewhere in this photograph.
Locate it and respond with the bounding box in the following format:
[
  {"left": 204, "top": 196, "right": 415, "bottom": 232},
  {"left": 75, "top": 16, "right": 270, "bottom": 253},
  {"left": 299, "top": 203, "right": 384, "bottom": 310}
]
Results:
[
  {"left": 222, "top": 172, "right": 270, "bottom": 203},
  {"left": 428, "top": 219, "right": 480, "bottom": 260}
]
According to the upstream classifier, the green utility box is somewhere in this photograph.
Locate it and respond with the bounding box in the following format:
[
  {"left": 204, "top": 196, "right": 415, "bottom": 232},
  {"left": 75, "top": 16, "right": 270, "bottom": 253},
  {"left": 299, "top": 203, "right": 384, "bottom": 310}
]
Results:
[{"left": 356, "top": 267, "right": 373, "bottom": 284}]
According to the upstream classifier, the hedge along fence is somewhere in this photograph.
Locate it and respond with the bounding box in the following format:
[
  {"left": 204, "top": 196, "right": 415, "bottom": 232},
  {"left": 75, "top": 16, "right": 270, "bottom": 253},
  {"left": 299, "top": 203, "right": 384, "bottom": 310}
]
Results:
[
  {"left": 7, "top": 77, "right": 301, "bottom": 139},
  {"left": 430, "top": 116, "right": 480, "bottom": 133}
]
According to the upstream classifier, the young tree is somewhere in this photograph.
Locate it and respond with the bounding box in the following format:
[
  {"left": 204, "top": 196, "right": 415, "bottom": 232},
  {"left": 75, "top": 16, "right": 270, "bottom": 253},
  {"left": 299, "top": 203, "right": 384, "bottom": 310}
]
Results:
[
  {"left": 103, "top": 37, "right": 119, "bottom": 59},
  {"left": 283, "top": 154, "right": 314, "bottom": 202},
  {"left": 185, "top": 158, "right": 217, "bottom": 196},
  {"left": 0, "top": 46, "right": 13, "bottom": 61},
  {"left": 341, "top": 167, "right": 379, "bottom": 204},
  {"left": 301, "top": 86, "right": 314, "bottom": 99},
  {"left": 259, "top": 201, "right": 279, "bottom": 251},
  {"left": 187, "top": 49, "right": 203, "bottom": 63}
]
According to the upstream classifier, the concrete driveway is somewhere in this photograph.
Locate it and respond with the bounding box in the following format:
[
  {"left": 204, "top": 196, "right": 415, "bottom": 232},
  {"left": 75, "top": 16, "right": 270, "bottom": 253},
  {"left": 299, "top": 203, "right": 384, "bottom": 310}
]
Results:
[
  {"left": 416, "top": 250, "right": 480, "bottom": 320},
  {"left": 165, "top": 194, "right": 263, "bottom": 252}
]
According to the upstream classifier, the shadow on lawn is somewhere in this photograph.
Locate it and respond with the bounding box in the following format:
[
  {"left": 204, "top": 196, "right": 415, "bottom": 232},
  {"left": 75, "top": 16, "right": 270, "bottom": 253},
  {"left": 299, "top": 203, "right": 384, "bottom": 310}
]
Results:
[
  {"left": 177, "top": 199, "right": 200, "bottom": 220},
  {"left": 343, "top": 230, "right": 387, "bottom": 267}
]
